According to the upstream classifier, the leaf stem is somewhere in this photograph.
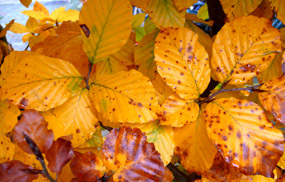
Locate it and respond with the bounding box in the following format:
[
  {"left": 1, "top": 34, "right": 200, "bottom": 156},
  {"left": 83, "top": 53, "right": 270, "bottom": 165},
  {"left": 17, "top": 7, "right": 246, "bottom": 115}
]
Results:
[
  {"left": 200, "top": 83, "right": 265, "bottom": 104},
  {"left": 85, "top": 62, "right": 93, "bottom": 90},
  {"left": 23, "top": 133, "right": 56, "bottom": 182},
  {"left": 99, "top": 121, "right": 113, "bottom": 131}
]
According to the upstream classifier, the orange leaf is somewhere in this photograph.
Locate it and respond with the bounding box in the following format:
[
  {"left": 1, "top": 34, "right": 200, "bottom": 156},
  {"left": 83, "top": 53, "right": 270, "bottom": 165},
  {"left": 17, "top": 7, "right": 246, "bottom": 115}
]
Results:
[
  {"left": 204, "top": 97, "right": 284, "bottom": 177},
  {"left": 102, "top": 126, "right": 165, "bottom": 181},
  {"left": 172, "top": 0, "right": 196, "bottom": 11},
  {"left": 12, "top": 110, "right": 54, "bottom": 154},
  {"left": 258, "top": 75, "right": 285, "bottom": 124},
  {"left": 270, "top": 0, "right": 285, "bottom": 24},
  {"left": 211, "top": 16, "right": 282, "bottom": 85},
  {"left": 20, "top": 0, "right": 32, "bottom": 8},
  {"left": 250, "top": 0, "right": 273, "bottom": 20},
  {"left": 163, "top": 167, "right": 173, "bottom": 182},
  {"left": 70, "top": 151, "right": 105, "bottom": 181},
  {"left": 151, "top": 73, "right": 173, "bottom": 105},
  {"left": 155, "top": 27, "right": 210, "bottom": 100},
  {"left": 130, "top": 0, "right": 148, "bottom": 12}
]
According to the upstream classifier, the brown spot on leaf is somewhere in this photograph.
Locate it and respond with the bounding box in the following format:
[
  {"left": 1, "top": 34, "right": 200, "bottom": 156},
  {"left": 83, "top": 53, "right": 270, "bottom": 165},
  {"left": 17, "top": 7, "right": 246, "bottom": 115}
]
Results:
[
  {"left": 80, "top": 24, "right": 90, "bottom": 37},
  {"left": 19, "top": 98, "right": 28, "bottom": 108},
  {"left": 236, "top": 131, "right": 241, "bottom": 139}
]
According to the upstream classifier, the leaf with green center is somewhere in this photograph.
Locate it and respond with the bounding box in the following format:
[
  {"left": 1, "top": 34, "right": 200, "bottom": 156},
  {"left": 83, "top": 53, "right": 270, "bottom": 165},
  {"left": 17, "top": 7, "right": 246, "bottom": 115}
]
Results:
[
  {"left": 89, "top": 70, "right": 160, "bottom": 123},
  {"left": 154, "top": 27, "right": 210, "bottom": 100},
  {"left": 1, "top": 51, "right": 83, "bottom": 111},
  {"left": 204, "top": 97, "right": 284, "bottom": 177},
  {"left": 43, "top": 88, "right": 98, "bottom": 147},
  {"left": 79, "top": 0, "right": 132, "bottom": 63},
  {"left": 211, "top": 16, "right": 282, "bottom": 85},
  {"left": 132, "top": 13, "right": 146, "bottom": 28}
]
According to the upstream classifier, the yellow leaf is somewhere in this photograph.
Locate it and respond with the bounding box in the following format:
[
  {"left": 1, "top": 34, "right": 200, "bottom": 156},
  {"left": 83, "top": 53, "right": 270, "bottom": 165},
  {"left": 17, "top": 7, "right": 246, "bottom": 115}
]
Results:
[
  {"left": 281, "top": 28, "right": 285, "bottom": 49},
  {"left": 89, "top": 70, "right": 159, "bottom": 123},
  {"left": 28, "top": 29, "right": 51, "bottom": 48},
  {"left": 1, "top": 51, "right": 83, "bottom": 111},
  {"left": 258, "top": 75, "right": 285, "bottom": 124},
  {"left": 197, "top": 3, "right": 209, "bottom": 20},
  {"left": 172, "top": 0, "right": 196, "bottom": 11},
  {"left": 22, "top": 33, "right": 32, "bottom": 43},
  {"left": 43, "top": 89, "right": 98, "bottom": 147},
  {"left": 79, "top": 0, "right": 132, "bottom": 63},
  {"left": 270, "top": 0, "right": 285, "bottom": 24},
  {"left": 211, "top": 16, "right": 282, "bottom": 85},
  {"left": 277, "top": 145, "right": 285, "bottom": 169},
  {"left": 132, "top": 13, "right": 146, "bottom": 28},
  {"left": 220, "top": 0, "right": 262, "bottom": 20},
  {"left": 151, "top": 73, "right": 173, "bottom": 105},
  {"left": 135, "top": 29, "right": 159, "bottom": 80},
  {"left": 0, "top": 133, "right": 15, "bottom": 163},
  {"left": 147, "top": 0, "right": 185, "bottom": 28},
  {"left": 184, "top": 20, "right": 212, "bottom": 56},
  {"left": 257, "top": 52, "right": 283, "bottom": 83},
  {"left": 32, "top": 21, "right": 90, "bottom": 78},
  {"left": 185, "top": 13, "right": 213, "bottom": 27},
  {"left": 26, "top": 17, "right": 39, "bottom": 32},
  {"left": 174, "top": 109, "right": 217, "bottom": 173},
  {"left": 204, "top": 97, "right": 284, "bottom": 177},
  {"left": 250, "top": 0, "right": 273, "bottom": 20},
  {"left": 9, "top": 22, "right": 29, "bottom": 33},
  {"left": 161, "top": 93, "right": 199, "bottom": 127},
  {"left": 50, "top": 7, "right": 79, "bottom": 23},
  {"left": 20, "top": 0, "right": 32, "bottom": 8},
  {"left": 0, "top": 100, "right": 20, "bottom": 133},
  {"left": 33, "top": 1, "right": 49, "bottom": 15},
  {"left": 155, "top": 27, "right": 210, "bottom": 100},
  {"left": 13, "top": 145, "right": 41, "bottom": 169},
  {"left": 130, "top": 0, "right": 149, "bottom": 12},
  {"left": 21, "top": 10, "right": 54, "bottom": 22},
  {"left": 126, "top": 121, "right": 175, "bottom": 165},
  {"left": 0, "top": 19, "right": 14, "bottom": 38},
  {"left": 251, "top": 175, "right": 275, "bottom": 181}
]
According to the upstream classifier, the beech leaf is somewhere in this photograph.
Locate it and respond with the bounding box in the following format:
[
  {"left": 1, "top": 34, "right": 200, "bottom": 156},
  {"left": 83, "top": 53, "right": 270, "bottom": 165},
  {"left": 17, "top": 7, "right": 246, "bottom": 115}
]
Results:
[
  {"left": 102, "top": 126, "right": 165, "bottom": 181},
  {"left": 172, "top": 0, "right": 196, "bottom": 11},
  {"left": 0, "top": 100, "right": 20, "bottom": 133},
  {"left": 204, "top": 97, "right": 284, "bottom": 177},
  {"left": 270, "top": 0, "right": 285, "bottom": 24},
  {"left": 0, "top": 133, "right": 15, "bottom": 163}
]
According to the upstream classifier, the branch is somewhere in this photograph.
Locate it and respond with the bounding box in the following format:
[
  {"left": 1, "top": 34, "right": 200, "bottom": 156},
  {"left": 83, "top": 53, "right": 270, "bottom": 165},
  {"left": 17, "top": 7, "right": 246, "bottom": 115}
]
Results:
[{"left": 23, "top": 133, "right": 56, "bottom": 182}]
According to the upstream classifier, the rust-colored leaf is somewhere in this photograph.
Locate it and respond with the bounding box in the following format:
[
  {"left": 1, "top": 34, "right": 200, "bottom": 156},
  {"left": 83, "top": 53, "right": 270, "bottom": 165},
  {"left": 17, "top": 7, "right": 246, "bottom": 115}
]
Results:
[
  {"left": 259, "top": 75, "right": 285, "bottom": 124},
  {"left": 45, "top": 138, "right": 74, "bottom": 175},
  {"left": 12, "top": 110, "right": 54, "bottom": 154},
  {"left": 70, "top": 151, "right": 105, "bottom": 182},
  {"left": 0, "top": 160, "right": 39, "bottom": 182},
  {"left": 204, "top": 97, "right": 284, "bottom": 177},
  {"left": 162, "top": 167, "right": 173, "bottom": 182},
  {"left": 102, "top": 126, "right": 165, "bottom": 181}
]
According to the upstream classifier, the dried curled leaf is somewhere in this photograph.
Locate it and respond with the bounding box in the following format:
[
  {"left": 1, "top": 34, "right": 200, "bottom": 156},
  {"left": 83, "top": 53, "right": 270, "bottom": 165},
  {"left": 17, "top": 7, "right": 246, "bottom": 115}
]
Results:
[
  {"left": 155, "top": 27, "right": 210, "bottom": 100},
  {"left": 204, "top": 97, "right": 284, "bottom": 177},
  {"left": 79, "top": 0, "right": 132, "bottom": 63},
  {"left": 211, "top": 16, "right": 282, "bottom": 85},
  {"left": 45, "top": 138, "right": 74, "bottom": 175},
  {"left": 70, "top": 151, "right": 105, "bottom": 181},
  {"left": 258, "top": 76, "right": 285, "bottom": 124},
  {"left": 102, "top": 126, "right": 165, "bottom": 181},
  {"left": 90, "top": 70, "right": 159, "bottom": 123},
  {"left": 12, "top": 110, "right": 54, "bottom": 154},
  {"left": 1, "top": 51, "right": 83, "bottom": 111}
]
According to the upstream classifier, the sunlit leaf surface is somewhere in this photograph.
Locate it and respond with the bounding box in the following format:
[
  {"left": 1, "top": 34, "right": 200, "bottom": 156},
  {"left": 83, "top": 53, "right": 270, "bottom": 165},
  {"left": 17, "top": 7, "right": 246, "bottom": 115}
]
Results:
[{"left": 270, "top": 0, "right": 285, "bottom": 24}]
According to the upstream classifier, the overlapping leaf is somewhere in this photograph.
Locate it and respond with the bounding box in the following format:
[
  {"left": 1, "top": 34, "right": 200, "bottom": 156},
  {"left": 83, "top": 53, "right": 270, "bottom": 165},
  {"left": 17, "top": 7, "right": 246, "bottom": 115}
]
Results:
[
  {"left": 161, "top": 93, "right": 199, "bottom": 127},
  {"left": 172, "top": 0, "right": 196, "bottom": 11},
  {"left": 130, "top": 0, "right": 148, "bottom": 12},
  {"left": 43, "top": 88, "right": 98, "bottom": 147},
  {"left": 147, "top": 0, "right": 185, "bottom": 28},
  {"left": 258, "top": 76, "right": 285, "bottom": 124},
  {"left": 211, "top": 16, "right": 282, "bottom": 85},
  {"left": 1, "top": 51, "right": 83, "bottom": 111},
  {"left": 174, "top": 109, "right": 217, "bottom": 173},
  {"left": 220, "top": 0, "right": 262, "bottom": 20},
  {"left": 0, "top": 100, "right": 20, "bottom": 133},
  {"left": 250, "top": 0, "right": 273, "bottom": 20},
  {"left": 102, "top": 126, "right": 165, "bottom": 181},
  {"left": 32, "top": 21, "right": 90, "bottom": 78},
  {"left": 204, "top": 97, "right": 284, "bottom": 177},
  {"left": 89, "top": 70, "right": 159, "bottom": 123},
  {"left": 155, "top": 27, "right": 210, "bottom": 100},
  {"left": 270, "top": 0, "right": 285, "bottom": 24},
  {"left": 79, "top": 0, "right": 132, "bottom": 63},
  {"left": 0, "top": 133, "right": 15, "bottom": 163}
]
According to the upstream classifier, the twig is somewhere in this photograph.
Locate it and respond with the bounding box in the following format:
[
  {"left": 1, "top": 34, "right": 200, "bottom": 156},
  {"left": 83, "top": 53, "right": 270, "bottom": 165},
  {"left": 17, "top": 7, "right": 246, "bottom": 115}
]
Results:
[
  {"left": 99, "top": 121, "right": 113, "bottom": 131},
  {"left": 85, "top": 62, "right": 93, "bottom": 90},
  {"left": 24, "top": 44, "right": 29, "bottom": 51},
  {"left": 23, "top": 133, "right": 56, "bottom": 182}
]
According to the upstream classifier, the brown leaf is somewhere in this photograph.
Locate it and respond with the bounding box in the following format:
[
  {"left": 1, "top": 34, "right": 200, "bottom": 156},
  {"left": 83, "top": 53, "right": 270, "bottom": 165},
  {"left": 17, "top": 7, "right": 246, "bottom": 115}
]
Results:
[
  {"left": 162, "top": 167, "right": 173, "bottom": 182},
  {"left": 12, "top": 110, "right": 54, "bottom": 154},
  {"left": 0, "top": 160, "right": 39, "bottom": 182},
  {"left": 102, "top": 126, "right": 165, "bottom": 182},
  {"left": 45, "top": 138, "right": 74, "bottom": 175},
  {"left": 70, "top": 151, "right": 105, "bottom": 182}
]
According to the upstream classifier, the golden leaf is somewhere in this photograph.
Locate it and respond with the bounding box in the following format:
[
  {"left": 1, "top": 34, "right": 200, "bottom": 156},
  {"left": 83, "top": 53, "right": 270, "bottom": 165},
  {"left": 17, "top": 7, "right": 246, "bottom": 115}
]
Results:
[
  {"left": 161, "top": 93, "right": 199, "bottom": 127},
  {"left": 43, "top": 89, "right": 98, "bottom": 147},
  {"left": 20, "top": 0, "right": 32, "bottom": 8},
  {"left": 0, "top": 133, "right": 15, "bottom": 163},
  {"left": 89, "top": 70, "right": 159, "bottom": 123},
  {"left": 1, "top": 51, "right": 83, "bottom": 111},
  {"left": 172, "top": 0, "right": 196, "bottom": 11},
  {"left": 135, "top": 29, "right": 159, "bottom": 80},
  {"left": 211, "top": 16, "right": 282, "bottom": 85},
  {"left": 79, "top": 0, "right": 132, "bottom": 63},
  {"left": 220, "top": 0, "right": 262, "bottom": 20},
  {"left": 13, "top": 145, "right": 41, "bottom": 169},
  {"left": 174, "top": 109, "right": 217, "bottom": 173},
  {"left": 151, "top": 73, "right": 173, "bottom": 105},
  {"left": 0, "top": 19, "right": 14, "bottom": 38},
  {"left": 130, "top": 0, "right": 149, "bottom": 12},
  {"left": 32, "top": 21, "right": 90, "bottom": 78},
  {"left": 185, "top": 13, "right": 214, "bottom": 27},
  {"left": 50, "top": 7, "right": 79, "bottom": 23},
  {"left": 9, "top": 22, "right": 29, "bottom": 33},
  {"left": 258, "top": 75, "right": 285, "bottom": 124},
  {"left": 33, "top": 1, "right": 49, "bottom": 15},
  {"left": 147, "top": 0, "right": 185, "bottom": 28},
  {"left": 0, "top": 100, "right": 20, "bottom": 133},
  {"left": 270, "top": 0, "right": 285, "bottom": 24},
  {"left": 155, "top": 27, "right": 210, "bottom": 100},
  {"left": 250, "top": 0, "right": 273, "bottom": 20},
  {"left": 102, "top": 126, "right": 165, "bottom": 181},
  {"left": 204, "top": 97, "right": 284, "bottom": 177}
]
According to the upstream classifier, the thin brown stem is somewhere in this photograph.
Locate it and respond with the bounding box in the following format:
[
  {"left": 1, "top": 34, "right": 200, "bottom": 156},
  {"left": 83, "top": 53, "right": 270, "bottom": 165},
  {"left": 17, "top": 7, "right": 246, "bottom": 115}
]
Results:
[{"left": 85, "top": 62, "right": 94, "bottom": 90}]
